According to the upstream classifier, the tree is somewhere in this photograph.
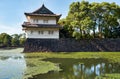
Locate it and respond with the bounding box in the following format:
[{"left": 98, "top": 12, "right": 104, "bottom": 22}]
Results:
[
  {"left": 0, "top": 33, "right": 12, "bottom": 47},
  {"left": 19, "top": 38, "right": 26, "bottom": 46},
  {"left": 67, "top": 1, "right": 93, "bottom": 39},
  {"left": 11, "top": 33, "right": 26, "bottom": 46},
  {"left": 101, "top": 2, "right": 119, "bottom": 38},
  {"left": 11, "top": 34, "right": 20, "bottom": 46},
  {"left": 90, "top": 2, "right": 102, "bottom": 38},
  {"left": 0, "top": 33, "right": 26, "bottom": 47},
  {"left": 19, "top": 33, "right": 26, "bottom": 46},
  {"left": 59, "top": 19, "right": 73, "bottom": 38},
  {"left": 60, "top": 1, "right": 120, "bottom": 39},
  {"left": 112, "top": 26, "right": 120, "bottom": 38}
]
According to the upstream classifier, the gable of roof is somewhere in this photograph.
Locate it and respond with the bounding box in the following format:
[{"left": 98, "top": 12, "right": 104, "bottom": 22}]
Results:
[
  {"left": 24, "top": 4, "right": 62, "bottom": 21},
  {"left": 32, "top": 4, "right": 54, "bottom": 14}
]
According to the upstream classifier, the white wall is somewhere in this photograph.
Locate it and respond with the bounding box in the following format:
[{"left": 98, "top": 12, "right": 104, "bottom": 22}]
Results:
[
  {"left": 30, "top": 19, "right": 56, "bottom": 24},
  {"left": 29, "top": 17, "right": 56, "bottom": 24},
  {"left": 26, "top": 30, "right": 59, "bottom": 39},
  {"left": 25, "top": 16, "right": 59, "bottom": 39}
]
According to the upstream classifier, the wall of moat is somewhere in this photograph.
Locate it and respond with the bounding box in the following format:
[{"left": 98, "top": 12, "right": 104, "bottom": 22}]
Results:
[{"left": 23, "top": 38, "right": 120, "bottom": 52}]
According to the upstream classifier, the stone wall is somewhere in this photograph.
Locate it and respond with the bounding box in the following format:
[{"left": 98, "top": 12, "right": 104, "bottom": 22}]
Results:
[{"left": 23, "top": 38, "right": 120, "bottom": 52}]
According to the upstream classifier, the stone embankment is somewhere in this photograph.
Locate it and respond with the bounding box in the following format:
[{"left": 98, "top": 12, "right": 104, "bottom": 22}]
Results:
[{"left": 24, "top": 38, "right": 120, "bottom": 52}]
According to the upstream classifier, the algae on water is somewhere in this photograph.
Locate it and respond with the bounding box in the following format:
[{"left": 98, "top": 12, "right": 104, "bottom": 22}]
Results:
[{"left": 24, "top": 58, "right": 61, "bottom": 79}]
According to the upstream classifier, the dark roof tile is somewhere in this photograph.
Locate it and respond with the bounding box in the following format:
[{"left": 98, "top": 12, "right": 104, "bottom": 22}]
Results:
[
  {"left": 32, "top": 4, "right": 54, "bottom": 14},
  {"left": 22, "top": 22, "right": 61, "bottom": 28},
  {"left": 24, "top": 4, "right": 62, "bottom": 19}
]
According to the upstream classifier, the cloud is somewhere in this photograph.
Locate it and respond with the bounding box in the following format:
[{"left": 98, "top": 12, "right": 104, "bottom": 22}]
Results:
[{"left": 0, "top": 23, "right": 24, "bottom": 35}]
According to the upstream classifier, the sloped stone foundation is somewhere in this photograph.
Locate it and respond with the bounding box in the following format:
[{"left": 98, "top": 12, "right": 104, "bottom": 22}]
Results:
[{"left": 23, "top": 38, "right": 120, "bottom": 52}]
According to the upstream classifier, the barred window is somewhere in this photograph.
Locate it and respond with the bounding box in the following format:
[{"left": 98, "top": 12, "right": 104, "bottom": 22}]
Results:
[
  {"left": 31, "top": 31, "right": 33, "bottom": 34},
  {"left": 48, "top": 31, "right": 54, "bottom": 35},
  {"left": 38, "top": 31, "right": 44, "bottom": 34},
  {"left": 43, "top": 20, "right": 48, "bottom": 23},
  {"left": 33, "top": 19, "right": 39, "bottom": 23}
]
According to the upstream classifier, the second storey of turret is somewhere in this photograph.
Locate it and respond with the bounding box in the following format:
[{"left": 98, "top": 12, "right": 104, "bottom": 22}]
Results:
[
  {"left": 24, "top": 4, "right": 61, "bottom": 25},
  {"left": 26, "top": 15, "right": 57, "bottom": 24}
]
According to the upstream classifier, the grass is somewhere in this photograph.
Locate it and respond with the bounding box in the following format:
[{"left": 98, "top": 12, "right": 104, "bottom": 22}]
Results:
[
  {"left": 95, "top": 74, "right": 120, "bottom": 79},
  {"left": 24, "top": 52, "right": 120, "bottom": 79},
  {"left": 25, "top": 52, "right": 120, "bottom": 63}
]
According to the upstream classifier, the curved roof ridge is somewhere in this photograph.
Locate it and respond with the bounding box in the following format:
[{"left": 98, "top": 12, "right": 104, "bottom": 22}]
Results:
[{"left": 32, "top": 4, "right": 54, "bottom": 14}]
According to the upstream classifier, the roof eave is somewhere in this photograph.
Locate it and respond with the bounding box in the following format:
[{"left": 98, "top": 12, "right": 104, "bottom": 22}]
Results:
[
  {"left": 22, "top": 24, "right": 61, "bottom": 28},
  {"left": 22, "top": 26, "right": 61, "bottom": 28},
  {"left": 25, "top": 13, "right": 61, "bottom": 17}
]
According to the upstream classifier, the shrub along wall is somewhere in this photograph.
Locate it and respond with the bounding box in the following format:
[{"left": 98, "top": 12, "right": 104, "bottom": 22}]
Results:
[{"left": 23, "top": 38, "right": 120, "bottom": 52}]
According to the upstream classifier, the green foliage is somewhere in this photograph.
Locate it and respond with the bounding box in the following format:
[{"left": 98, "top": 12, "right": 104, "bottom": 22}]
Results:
[
  {"left": 11, "top": 34, "right": 23, "bottom": 46},
  {"left": 59, "top": 1, "right": 120, "bottom": 39},
  {"left": 19, "top": 38, "right": 26, "bottom": 46},
  {"left": 0, "top": 33, "right": 12, "bottom": 47},
  {"left": 25, "top": 52, "right": 120, "bottom": 64},
  {"left": 11, "top": 38, "right": 19, "bottom": 46},
  {"left": 59, "top": 19, "right": 73, "bottom": 38},
  {"left": 112, "top": 27, "right": 120, "bottom": 38},
  {"left": 95, "top": 74, "right": 120, "bottom": 79},
  {"left": 0, "top": 33, "right": 26, "bottom": 47}
]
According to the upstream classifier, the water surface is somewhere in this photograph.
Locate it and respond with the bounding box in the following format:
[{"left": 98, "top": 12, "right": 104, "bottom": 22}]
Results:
[
  {"left": 0, "top": 48, "right": 26, "bottom": 79},
  {"left": 32, "top": 58, "right": 120, "bottom": 79},
  {"left": 0, "top": 49, "right": 120, "bottom": 79}
]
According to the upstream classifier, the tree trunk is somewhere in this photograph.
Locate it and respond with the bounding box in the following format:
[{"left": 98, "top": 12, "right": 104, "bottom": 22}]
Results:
[
  {"left": 98, "top": 24, "right": 102, "bottom": 38},
  {"left": 80, "top": 26, "right": 83, "bottom": 38},
  {"left": 93, "top": 28, "right": 96, "bottom": 38}
]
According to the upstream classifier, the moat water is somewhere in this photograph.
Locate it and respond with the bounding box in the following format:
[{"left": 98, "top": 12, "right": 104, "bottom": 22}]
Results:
[
  {"left": 0, "top": 48, "right": 26, "bottom": 79},
  {"left": 31, "top": 58, "right": 120, "bottom": 79},
  {"left": 0, "top": 48, "right": 119, "bottom": 79}
]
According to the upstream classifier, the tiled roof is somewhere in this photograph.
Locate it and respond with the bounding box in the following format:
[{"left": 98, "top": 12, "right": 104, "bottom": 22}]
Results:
[
  {"left": 24, "top": 13, "right": 61, "bottom": 17},
  {"left": 22, "top": 22, "right": 61, "bottom": 28},
  {"left": 25, "top": 4, "right": 57, "bottom": 15},
  {"left": 24, "top": 4, "right": 62, "bottom": 20},
  {"left": 33, "top": 4, "right": 54, "bottom": 14}
]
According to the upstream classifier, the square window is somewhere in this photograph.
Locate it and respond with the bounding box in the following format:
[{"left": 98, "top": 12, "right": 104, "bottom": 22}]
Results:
[
  {"left": 33, "top": 19, "right": 39, "bottom": 23},
  {"left": 43, "top": 20, "right": 48, "bottom": 23},
  {"left": 48, "top": 31, "right": 54, "bottom": 35},
  {"left": 31, "top": 31, "right": 33, "bottom": 34},
  {"left": 38, "top": 31, "right": 44, "bottom": 34}
]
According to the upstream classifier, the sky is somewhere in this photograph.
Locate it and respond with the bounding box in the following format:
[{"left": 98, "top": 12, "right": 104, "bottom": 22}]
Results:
[{"left": 0, "top": 0, "right": 120, "bottom": 35}]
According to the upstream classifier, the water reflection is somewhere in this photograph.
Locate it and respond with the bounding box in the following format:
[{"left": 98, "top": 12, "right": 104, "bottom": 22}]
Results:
[
  {"left": 0, "top": 48, "right": 26, "bottom": 79},
  {"left": 32, "top": 58, "right": 120, "bottom": 79}
]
